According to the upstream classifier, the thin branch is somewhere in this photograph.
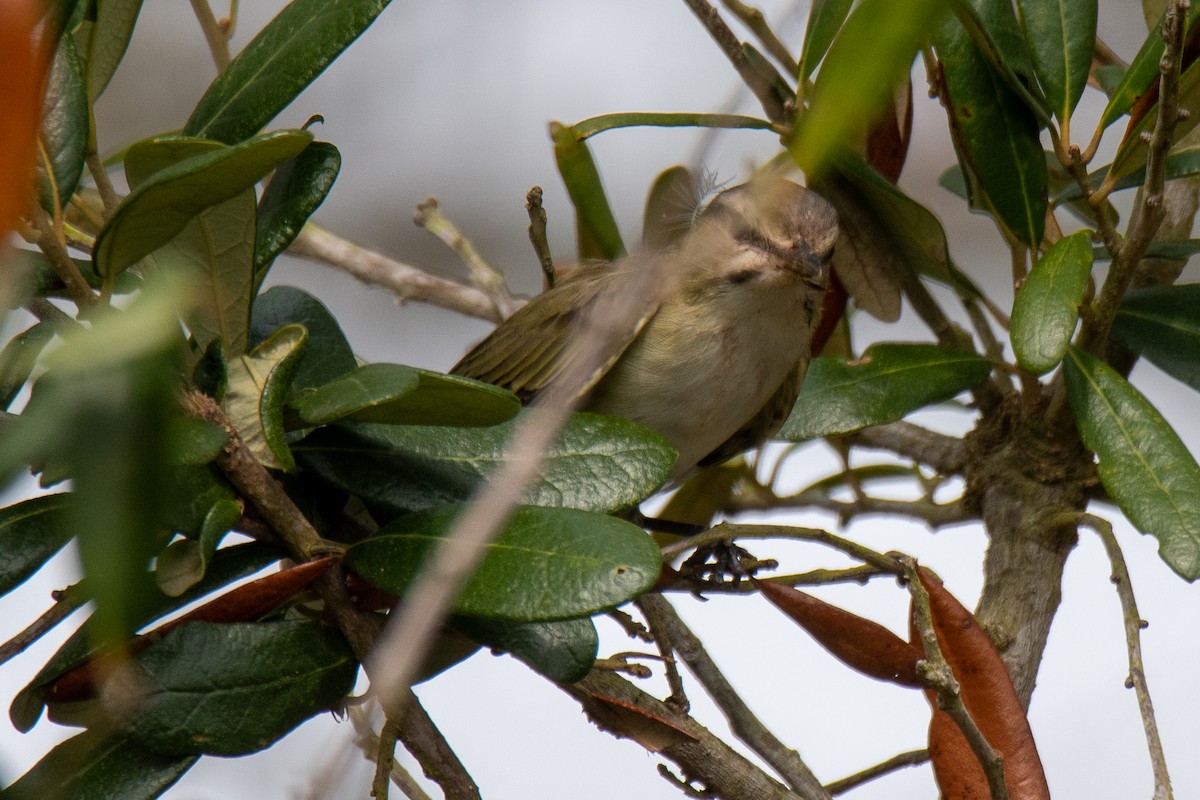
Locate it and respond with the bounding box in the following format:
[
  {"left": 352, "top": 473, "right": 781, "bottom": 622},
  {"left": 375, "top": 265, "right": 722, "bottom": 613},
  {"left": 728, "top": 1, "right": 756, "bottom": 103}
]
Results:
[
  {"left": 728, "top": 486, "right": 973, "bottom": 529},
  {"left": 525, "top": 185, "right": 556, "bottom": 289},
  {"left": 350, "top": 706, "right": 436, "bottom": 800},
  {"left": 823, "top": 749, "right": 929, "bottom": 796},
  {"left": 0, "top": 583, "right": 87, "bottom": 667},
  {"left": 904, "top": 558, "right": 1008, "bottom": 800},
  {"left": 719, "top": 0, "right": 796, "bottom": 73},
  {"left": 844, "top": 421, "right": 967, "bottom": 474},
  {"left": 681, "top": 0, "right": 788, "bottom": 123},
  {"left": 189, "top": 0, "right": 232, "bottom": 70},
  {"left": 85, "top": 151, "right": 120, "bottom": 215},
  {"left": 634, "top": 596, "right": 690, "bottom": 710},
  {"left": 414, "top": 198, "right": 515, "bottom": 319},
  {"left": 288, "top": 224, "right": 507, "bottom": 323},
  {"left": 29, "top": 203, "right": 96, "bottom": 309},
  {"left": 664, "top": 523, "right": 904, "bottom": 576},
  {"left": 372, "top": 714, "right": 401, "bottom": 800},
  {"left": 25, "top": 297, "right": 82, "bottom": 331},
  {"left": 638, "top": 594, "right": 832, "bottom": 798},
  {"left": 1076, "top": 513, "right": 1173, "bottom": 799},
  {"left": 393, "top": 691, "right": 482, "bottom": 800}
]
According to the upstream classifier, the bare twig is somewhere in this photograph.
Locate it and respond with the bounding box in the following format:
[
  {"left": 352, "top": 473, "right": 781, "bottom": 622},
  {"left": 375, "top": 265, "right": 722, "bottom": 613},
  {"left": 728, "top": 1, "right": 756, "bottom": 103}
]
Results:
[
  {"left": 681, "top": 0, "right": 788, "bottom": 123},
  {"left": 728, "top": 486, "right": 972, "bottom": 529},
  {"left": 904, "top": 558, "right": 1008, "bottom": 800},
  {"left": 372, "top": 715, "right": 402, "bottom": 800},
  {"left": 0, "top": 583, "right": 87, "bottom": 667},
  {"left": 665, "top": 523, "right": 904, "bottom": 575},
  {"left": 525, "top": 186, "right": 556, "bottom": 289},
  {"left": 719, "top": 0, "right": 796, "bottom": 73},
  {"left": 634, "top": 596, "right": 690, "bottom": 710},
  {"left": 414, "top": 198, "right": 515, "bottom": 319},
  {"left": 288, "top": 224, "right": 508, "bottom": 322},
  {"left": 29, "top": 203, "right": 96, "bottom": 309},
  {"left": 823, "top": 748, "right": 929, "bottom": 795},
  {"left": 393, "top": 691, "right": 482, "bottom": 800},
  {"left": 638, "top": 593, "right": 831, "bottom": 798},
  {"left": 349, "top": 706, "right": 436, "bottom": 800},
  {"left": 845, "top": 421, "right": 967, "bottom": 474},
  {"left": 1076, "top": 513, "right": 1173, "bottom": 800},
  {"left": 25, "top": 297, "right": 82, "bottom": 331},
  {"left": 189, "top": 0, "right": 232, "bottom": 70},
  {"left": 84, "top": 151, "right": 120, "bottom": 215}
]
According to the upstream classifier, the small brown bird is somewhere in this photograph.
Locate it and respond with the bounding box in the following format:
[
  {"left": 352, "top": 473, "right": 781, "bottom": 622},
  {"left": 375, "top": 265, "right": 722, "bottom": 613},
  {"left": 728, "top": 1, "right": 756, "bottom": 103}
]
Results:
[{"left": 452, "top": 178, "right": 838, "bottom": 479}]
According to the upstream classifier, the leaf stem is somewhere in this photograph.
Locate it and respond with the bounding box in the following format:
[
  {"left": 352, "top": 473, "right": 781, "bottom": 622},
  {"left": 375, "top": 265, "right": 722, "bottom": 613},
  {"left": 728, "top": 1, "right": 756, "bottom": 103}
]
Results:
[
  {"left": 190, "top": 0, "right": 233, "bottom": 71},
  {"left": 823, "top": 748, "right": 929, "bottom": 795}
]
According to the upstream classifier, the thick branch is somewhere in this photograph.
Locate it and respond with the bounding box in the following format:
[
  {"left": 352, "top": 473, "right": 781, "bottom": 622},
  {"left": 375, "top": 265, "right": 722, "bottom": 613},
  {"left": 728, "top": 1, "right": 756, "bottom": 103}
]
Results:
[{"left": 845, "top": 421, "right": 967, "bottom": 474}]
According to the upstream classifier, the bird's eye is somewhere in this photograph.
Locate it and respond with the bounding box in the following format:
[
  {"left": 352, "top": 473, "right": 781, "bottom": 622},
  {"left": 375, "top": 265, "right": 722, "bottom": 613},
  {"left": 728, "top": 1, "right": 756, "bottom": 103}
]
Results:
[
  {"left": 734, "top": 229, "right": 768, "bottom": 248},
  {"left": 727, "top": 268, "right": 759, "bottom": 284}
]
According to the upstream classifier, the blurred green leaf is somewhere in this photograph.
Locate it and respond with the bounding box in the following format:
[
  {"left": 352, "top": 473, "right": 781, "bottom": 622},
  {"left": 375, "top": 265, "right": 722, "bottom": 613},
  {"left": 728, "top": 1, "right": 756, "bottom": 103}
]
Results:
[
  {"left": 254, "top": 140, "right": 341, "bottom": 290},
  {"left": 791, "top": 0, "right": 945, "bottom": 175},
  {"left": 2, "top": 728, "right": 196, "bottom": 800},
  {"left": 250, "top": 286, "right": 357, "bottom": 393},
  {"left": 572, "top": 112, "right": 773, "bottom": 140},
  {"left": 934, "top": 0, "right": 1048, "bottom": 247},
  {"left": 10, "top": 542, "right": 279, "bottom": 733},
  {"left": 550, "top": 121, "right": 626, "bottom": 260},
  {"left": 345, "top": 505, "right": 661, "bottom": 621},
  {"left": 1064, "top": 347, "right": 1200, "bottom": 579},
  {"left": 94, "top": 130, "right": 312, "bottom": 280},
  {"left": 452, "top": 615, "right": 598, "bottom": 684},
  {"left": 0, "top": 494, "right": 73, "bottom": 599},
  {"left": 1015, "top": 0, "right": 1096, "bottom": 123},
  {"left": 81, "top": 0, "right": 144, "bottom": 101},
  {"left": 1112, "top": 284, "right": 1200, "bottom": 391},
  {"left": 798, "top": 0, "right": 854, "bottom": 81},
  {"left": 296, "top": 410, "right": 676, "bottom": 515},
  {"left": 126, "top": 620, "right": 356, "bottom": 755},
  {"left": 780, "top": 344, "right": 992, "bottom": 441},
  {"left": 184, "top": 0, "right": 393, "bottom": 143},
  {"left": 1010, "top": 230, "right": 1093, "bottom": 373},
  {"left": 37, "top": 33, "right": 89, "bottom": 212},
  {"left": 224, "top": 323, "right": 307, "bottom": 471},
  {"left": 0, "top": 322, "right": 55, "bottom": 410},
  {"left": 166, "top": 416, "right": 228, "bottom": 466}
]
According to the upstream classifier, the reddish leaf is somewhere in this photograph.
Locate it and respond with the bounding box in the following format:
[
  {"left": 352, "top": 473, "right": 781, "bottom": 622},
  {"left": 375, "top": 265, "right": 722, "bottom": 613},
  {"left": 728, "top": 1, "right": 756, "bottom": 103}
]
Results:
[
  {"left": 929, "top": 707, "right": 991, "bottom": 799},
  {"left": 866, "top": 80, "right": 914, "bottom": 183},
  {"left": 917, "top": 568, "right": 1050, "bottom": 799},
  {"left": 578, "top": 692, "right": 698, "bottom": 752},
  {"left": 756, "top": 579, "right": 922, "bottom": 687},
  {"left": 810, "top": 271, "right": 849, "bottom": 358},
  {"left": 0, "top": 1, "right": 49, "bottom": 236}
]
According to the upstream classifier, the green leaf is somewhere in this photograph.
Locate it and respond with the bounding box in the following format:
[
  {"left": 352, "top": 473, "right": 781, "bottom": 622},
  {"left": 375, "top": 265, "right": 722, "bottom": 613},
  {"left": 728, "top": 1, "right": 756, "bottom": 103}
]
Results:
[
  {"left": 791, "top": 0, "right": 946, "bottom": 175},
  {"left": 1010, "top": 230, "right": 1094, "bottom": 374},
  {"left": 250, "top": 286, "right": 357, "bottom": 393},
  {"left": 0, "top": 322, "right": 55, "bottom": 410},
  {"left": 550, "top": 121, "right": 626, "bottom": 260},
  {"left": 571, "top": 112, "right": 774, "bottom": 140},
  {"left": 1054, "top": 145, "right": 1200, "bottom": 203},
  {"left": 345, "top": 505, "right": 662, "bottom": 621},
  {"left": 934, "top": 0, "right": 1048, "bottom": 247},
  {"left": 224, "top": 323, "right": 307, "bottom": 471},
  {"left": 166, "top": 416, "right": 228, "bottom": 466},
  {"left": 295, "top": 410, "right": 676, "bottom": 515},
  {"left": 779, "top": 343, "right": 992, "bottom": 441},
  {"left": 184, "top": 0, "right": 393, "bottom": 143},
  {"left": 254, "top": 140, "right": 341, "bottom": 289},
  {"left": 2, "top": 729, "right": 196, "bottom": 800},
  {"left": 452, "top": 615, "right": 598, "bottom": 684},
  {"left": 1015, "top": 0, "right": 1096, "bottom": 122},
  {"left": 82, "top": 0, "right": 144, "bottom": 101},
  {"left": 1107, "top": 59, "right": 1200, "bottom": 188},
  {"left": 1064, "top": 347, "right": 1200, "bottom": 579},
  {"left": 1112, "top": 284, "right": 1200, "bottom": 391},
  {"left": 37, "top": 33, "right": 89, "bottom": 212},
  {"left": 798, "top": 0, "right": 855, "bottom": 81},
  {"left": 155, "top": 498, "right": 240, "bottom": 596},
  {"left": 290, "top": 364, "right": 520, "bottom": 429},
  {"left": 0, "top": 494, "right": 73, "bottom": 598},
  {"left": 94, "top": 129, "right": 312, "bottom": 279},
  {"left": 124, "top": 136, "right": 223, "bottom": 189},
  {"left": 125, "top": 620, "right": 357, "bottom": 756},
  {"left": 10, "top": 542, "right": 280, "bottom": 733}
]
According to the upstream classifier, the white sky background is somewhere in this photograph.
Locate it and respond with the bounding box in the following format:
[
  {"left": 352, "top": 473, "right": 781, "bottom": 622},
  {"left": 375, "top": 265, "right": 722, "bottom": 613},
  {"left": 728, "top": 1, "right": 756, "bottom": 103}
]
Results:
[{"left": 3, "top": 1, "right": 1200, "bottom": 798}]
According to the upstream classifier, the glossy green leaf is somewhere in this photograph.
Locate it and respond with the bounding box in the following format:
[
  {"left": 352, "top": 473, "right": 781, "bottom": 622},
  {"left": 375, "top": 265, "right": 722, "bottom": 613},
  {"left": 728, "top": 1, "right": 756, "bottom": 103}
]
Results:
[
  {"left": 82, "top": 0, "right": 144, "bottom": 101},
  {"left": 124, "top": 136, "right": 224, "bottom": 189},
  {"left": 1106, "top": 59, "right": 1200, "bottom": 188},
  {"left": 94, "top": 130, "right": 312, "bottom": 279},
  {"left": 1015, "top": 0, "right": 1096, "bottom": 122},
  {"left": 296, "top": 410, "right": 676, "bottom": 515},
  {"left": 1098, "top": 4, "right": 1200, "bottom": 130},
  {"left": 0, "top": 322, "right": 55, "bottom": 410},
  {"left": 571, "top": 112, "right": 774, "bottom": 140},
  {"left": 163, "top": 465, "right": 236, "bottom": 540},
  {"left": 934, "top": 0, "right": 1048, "bottom": 247},
  {"left": 3, "top": 729, "right": 196, "bottom": 800},
  {"left": 184, "top": 0, "right": 392, "bottom": 143},
  {"left": 550, "top": 121, "right": 625, "bottom": 260},
  {"left": 452, "top": 615, "right": 598, "bottom": 684},
  {"left": 1064, "top": 347, "right": 1200, "bottom": 579},
  {"left": 1112, "top": 284, "right": 1200, "bottom": 391},
  {"left": 642, "top": 165, "right": 697, "bottom": 250},
  {"left": 0, "top": 494, "right": 73, "bottom": 598},
  {"left": 155, "top": 498, "right": 240, "bottom": 596},
  {"left": 224, "top": 323, "right": 307, "bottom": 471},
  {"left": 37, "top": 33, "right": 89, "bottom": 212},
  {"left": 10, "top": 542, "right": 279, "bottom": 733},
  {"left": 250, "top": 286, "right": 356, "bottom": 393},
  {"left": 254, "top": 140, "right": 341, "bottom": 289},
  {"left": 1010, "top": 230, "right": 1094, "bottom": 373},
  {"left": 345, "top": 505, "right": 661, "bottom": 621},
  {"left": 791, "top": 0, "right": 945, "bottom": 175},
  {"left": 126, "top": 620, "right": 357, "bottom": 755},
  {"left": 798, "top": 0, "right": 855, "bottom": 81},
  {"left": 780, "top": 344, "right": 992, "bottom": 441},
  {"left": 1054, "top": 145, "right": 1200, "bottom": 203},
  {"left": 946, "top": 0, "right": 1050, "bottom": 122}
]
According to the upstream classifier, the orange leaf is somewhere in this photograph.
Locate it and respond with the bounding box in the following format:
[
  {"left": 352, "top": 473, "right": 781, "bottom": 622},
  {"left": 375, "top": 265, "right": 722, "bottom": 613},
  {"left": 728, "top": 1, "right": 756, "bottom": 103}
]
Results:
[{"left": 0, "top": 1, "right": 49, "bottom": 237}]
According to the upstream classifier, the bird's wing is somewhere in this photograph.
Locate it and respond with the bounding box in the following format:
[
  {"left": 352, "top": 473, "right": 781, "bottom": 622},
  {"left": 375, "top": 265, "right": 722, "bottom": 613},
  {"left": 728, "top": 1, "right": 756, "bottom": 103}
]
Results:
[{"left": 450, "top": 259, "right": 661, "bottom": 404}]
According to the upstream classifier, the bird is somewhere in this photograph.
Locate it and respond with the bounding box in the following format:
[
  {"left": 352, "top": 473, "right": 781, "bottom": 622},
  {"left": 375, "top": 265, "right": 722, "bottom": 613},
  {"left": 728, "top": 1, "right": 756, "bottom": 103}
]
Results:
[{"left": 451, "top": 177, "right": 838, "bottom": 481}]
